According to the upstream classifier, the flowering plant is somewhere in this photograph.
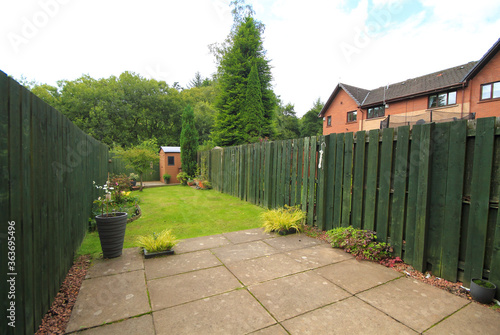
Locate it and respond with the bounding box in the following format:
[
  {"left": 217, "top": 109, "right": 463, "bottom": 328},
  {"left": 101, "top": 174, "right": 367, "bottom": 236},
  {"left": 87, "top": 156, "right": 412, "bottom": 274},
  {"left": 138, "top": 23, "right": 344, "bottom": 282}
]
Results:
[{"left": 93, "top": 180, "right": 115, "bottom": 216}]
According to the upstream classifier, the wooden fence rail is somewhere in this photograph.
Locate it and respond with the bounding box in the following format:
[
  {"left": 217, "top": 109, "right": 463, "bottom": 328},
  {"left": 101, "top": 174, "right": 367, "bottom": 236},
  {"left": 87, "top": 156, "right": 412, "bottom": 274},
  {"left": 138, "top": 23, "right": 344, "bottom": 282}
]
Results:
[
  {"left": 200, "top": 117, "right": 500, "bottom": 298},
  {"left": 1, "top": 72, "right": 110, "bottom": 335}
]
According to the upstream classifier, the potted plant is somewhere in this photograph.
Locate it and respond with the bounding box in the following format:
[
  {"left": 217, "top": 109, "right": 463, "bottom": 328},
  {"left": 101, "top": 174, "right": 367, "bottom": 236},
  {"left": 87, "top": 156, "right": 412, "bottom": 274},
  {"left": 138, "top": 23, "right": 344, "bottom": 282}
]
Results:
[
  {"left": 261, "top": 205, "right": 306, "bottom": 235},
  {"left": 129, "top": 173, "right": 139, "bottom": 187},
  {"left": 470, "top": 278, "right": 497, "bottom": 304},
  {"left": 93, "top": 180, "right": 128, "bottom": 258},
  {"left": 136, "top": 229, "right": 178, "bottom": 259},
  {"left": 187, "top": 178, "right": 196, "bottom": 186},
  {"left": 176, "top": 172, "right": 189, "bottom": 185},
  {"left": 199, "top": 180, "right": 212, "bottom": 189},
  {"left": 163, "top": 173, "right": 171, "bottom": 184}
]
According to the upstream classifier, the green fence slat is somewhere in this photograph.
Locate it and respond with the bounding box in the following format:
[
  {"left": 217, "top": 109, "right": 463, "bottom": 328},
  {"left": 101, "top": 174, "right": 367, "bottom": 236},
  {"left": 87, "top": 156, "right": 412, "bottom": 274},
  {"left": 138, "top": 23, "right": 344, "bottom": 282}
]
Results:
[
  {"left": 317, "top": 136, "right": 327, "bottom": 230},
  {"left": 341, "top": 133, "right": 354, "bottom": 228},
  {"left": 324, "top": 134, "right": 337, "bottom": 231},
  {"left": 301, "top": 137, "right": 310, "bottom": 214},
  {"left": 307, "top": 136, "right": 317, "bottom": 225},
  {"left": 464, "top": 117, "right": 496, "bottom": 285},
  {"left": 264, "top": 141, "right": 272, "bottom": 208},
  {"left": 352, "top": 131, "right": 366, "bottom": 229},
  {"left": 441, "top": 120, "right": 467, "bottom": 282},
  {"left": 296, "top": 138, "right": 303, "bottom": 207},
  {"left": 285, "top": 140, "right": 291, "bottom": 206},
  {"left": 364, "top": 130, "right": 379, "bottom": 230},
  {"left": 291, "top": 139, "right": 298, "bottom": 206},
  {"left": 333, "top": 133, "right": 344, "bottom": 228},
  {"left": 390, "top": 126, "right": 410, "bottom": 258},
  {"left": 376, "top": 128, "right": 394, "bottom": 242}
]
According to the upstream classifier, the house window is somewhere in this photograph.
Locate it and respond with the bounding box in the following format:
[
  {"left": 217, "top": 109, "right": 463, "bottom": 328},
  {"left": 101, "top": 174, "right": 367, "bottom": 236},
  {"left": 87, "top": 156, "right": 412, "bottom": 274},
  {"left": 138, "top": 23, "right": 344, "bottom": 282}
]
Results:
[
  {"left": 168, "top": 156, "right": 175, "bottom": 166},
  {"left": 481, "top": 81, "right": 500, "bottom": 100},
  {"left": 327, "top": 116, "right": 331, "bottom": 126},
  {"left": 367, "top": 106, "right": 385, "bottom": 119},
  {"left": 347, "top": 111, "right": 357, "bottom": 122},
  {"left": 428, "top": 91, "right": 457, "bottom": 108}
]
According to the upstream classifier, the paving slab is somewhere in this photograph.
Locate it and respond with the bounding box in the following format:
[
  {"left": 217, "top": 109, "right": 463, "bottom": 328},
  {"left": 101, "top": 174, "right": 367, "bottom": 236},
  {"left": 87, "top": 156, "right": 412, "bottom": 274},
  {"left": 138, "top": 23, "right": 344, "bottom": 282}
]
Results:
[
  {"left": 316, "top": 258, "right": 402, "bottom": 294},
  {"left": 357, "top": 277, "right": 469, "bottom": 333},
  {"left": 144, "top": 249, "right": 221, "bottom": 279},
  {"left": 223, "top": 228, "right": 274, "bottom": 244},
  {"left": 285, "top": 244, "right": 353, "bottom": 269},
  {"left": 66, "top": 270, "right": 150, "bottom": 333},
  {"left": 425, "top": 302, "right": 500, "bottom": 334},
  {"left": 85, "top": 248, "right": 144, "bottom": 279},
  {"left": 147, "top": 266, "right": 242, "bottom": 310},
  {"left": 249, "top": 270, "right": 351, "bottom": 321},
  {"left": 153, "top": 289, "right": 275, "bottom": 335},
  {"left": 175, "top": 234, "right": 231, "bottom": 253},
  {"left": 263, "top": 233, "right": 322, "bottom": 252},
  {"left": 212, "top": 240, "right": 279, "bottom": 264},
  {"left": 226, "top": 253, "right": 308, "bottom": 286},
  {"left": 249, "top": 324, "right": 289, "bottom": 335},
  {"left": 73, "top": 314, "right": 155, "bottom": 335},
  {"left": 282, "top": 296, "right": 416, "bottom": 335}
]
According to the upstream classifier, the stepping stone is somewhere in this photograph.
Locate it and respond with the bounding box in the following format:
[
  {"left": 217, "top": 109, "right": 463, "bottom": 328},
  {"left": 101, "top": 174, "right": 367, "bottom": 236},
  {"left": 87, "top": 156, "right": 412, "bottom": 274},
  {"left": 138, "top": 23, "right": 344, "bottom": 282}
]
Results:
[
  {"left": 223, "top": 228, "right": 274, "bottom": 244},
  {"left": 74, "top": 314, "right": 155, "bottom": 334},
  {"left": 175, "top": 234, "right": 231, "bottom": 253},
  {"left": 148, "top": 266, "right": 242, "bottom": 310},
  {"left": 86, "top": 248, "right": 143, "bottom": 279},
  {"left": 153, "top": 289, "right": 275, "bottom": 335},
  {"left": 66, "top": 270, "right": 150, "bottom": 332},
  {"left": 249, "top": 271, "right": 351, "bottom": 321},
  {"left": 226, "top": 253, "right": 308, "bottom": 286},
  {"left": 357, "top": 277, "right": 469, "bottom": 333},
  {"left": 212, "top": 240, "right": 279, "bottom": 264},
  {"left": 282, "top": 296, "right": 417, "bottom": 334},
  {"left": 316, "top": 258, "right": 402, "bottom": 293},
  {"left": 144, "top": 250, "right": 221, "bottom": 279},
  {"left": 263, "top": 234, "right": 322, "bottom": 252},
  {"left": 285, "top": 244, "right": 353, "bottom": 269},
  {"left": 425, "top": 302, "right": 500, "bottom": 334}
]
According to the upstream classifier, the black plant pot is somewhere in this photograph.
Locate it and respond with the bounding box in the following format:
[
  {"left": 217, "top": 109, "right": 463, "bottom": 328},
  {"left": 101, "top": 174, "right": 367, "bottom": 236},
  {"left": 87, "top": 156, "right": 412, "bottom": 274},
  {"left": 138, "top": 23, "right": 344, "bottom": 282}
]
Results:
[
  {"left": 278, "top": 228, "right": 298, "bottom": 235},
  {"left": 96, "top": 212, "right": 128, "bottom": 259},
  {"left": 470, "top": 278, "right": 497, "bottom": 304},
  {"left": 143, "top": 248, "right": 174, "bottom": 259},
  {"left": 130, "top": 180, "right": 137, "bottom": 187}
]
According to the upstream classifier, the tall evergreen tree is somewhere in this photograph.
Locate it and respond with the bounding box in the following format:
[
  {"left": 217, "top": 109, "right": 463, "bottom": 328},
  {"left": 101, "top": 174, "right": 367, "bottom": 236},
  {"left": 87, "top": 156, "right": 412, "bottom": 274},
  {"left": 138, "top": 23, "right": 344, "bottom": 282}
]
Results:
[
  {"left": 242, "top": 63, "right": 264, "bottom": 140},
  {"left": 211, "top": 0, "right": 276, "bottom": 146},
  {"left": 180, "top": 105, "right": 199, "bottom": 177},
  {"left": 300, "top": 98, "right": 324, "bottom": 137}
]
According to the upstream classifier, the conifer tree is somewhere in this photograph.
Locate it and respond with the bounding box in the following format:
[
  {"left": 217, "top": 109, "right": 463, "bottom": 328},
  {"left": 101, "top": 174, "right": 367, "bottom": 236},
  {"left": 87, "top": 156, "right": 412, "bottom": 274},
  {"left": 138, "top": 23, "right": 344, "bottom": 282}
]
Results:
[
  {"left": 180, "top": 105, "right": 199, "bottom": 177},
  {"left": 242, "top": 63, "right": 264, "bottom": 140}
]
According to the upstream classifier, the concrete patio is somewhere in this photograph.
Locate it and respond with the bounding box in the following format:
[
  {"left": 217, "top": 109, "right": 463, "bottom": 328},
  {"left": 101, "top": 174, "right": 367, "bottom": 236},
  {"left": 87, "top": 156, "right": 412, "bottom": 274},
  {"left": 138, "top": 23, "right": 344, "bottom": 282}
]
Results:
[{"left": 66, "top": 228, "right": 500, "bottom": 334}]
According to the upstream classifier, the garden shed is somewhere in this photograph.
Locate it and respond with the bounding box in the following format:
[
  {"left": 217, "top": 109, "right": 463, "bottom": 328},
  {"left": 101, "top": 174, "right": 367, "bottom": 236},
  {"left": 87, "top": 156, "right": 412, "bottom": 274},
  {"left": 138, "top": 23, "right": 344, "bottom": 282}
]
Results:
[{"left": 159, "top": 146, "right": 182, "bottom": 184}]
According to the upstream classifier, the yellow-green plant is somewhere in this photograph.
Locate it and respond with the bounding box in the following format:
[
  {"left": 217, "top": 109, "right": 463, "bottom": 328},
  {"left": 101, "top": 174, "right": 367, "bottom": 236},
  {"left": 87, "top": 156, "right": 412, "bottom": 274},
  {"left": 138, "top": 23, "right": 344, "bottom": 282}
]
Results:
[
  {"left": 136, "top": 229, "right": 178, "bottom": 253},
  {"left": 261, "top": 205, "right": 306, "bottom": 233}
]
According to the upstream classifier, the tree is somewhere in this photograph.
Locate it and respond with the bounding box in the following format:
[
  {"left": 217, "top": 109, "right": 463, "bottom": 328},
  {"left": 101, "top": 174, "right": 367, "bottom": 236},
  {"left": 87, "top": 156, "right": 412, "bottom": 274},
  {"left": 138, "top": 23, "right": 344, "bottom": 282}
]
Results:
[
  {"left": 300, "top": 98, "right": 324, "bottom": 138},
  {"left": 241, "top": 63, "right": 264, "bottom": 140},
  {"left": 180, "top": 105, "right": 199, "bottom": 177},
  {"left": 276, "top": 101, "right": 300, "bottom": 140},
  {"left": 116, "top": 146, "right": 158, "bottom": 191},
  {"left": 211, "top": 0, "right": 276, "bottom": 146}
]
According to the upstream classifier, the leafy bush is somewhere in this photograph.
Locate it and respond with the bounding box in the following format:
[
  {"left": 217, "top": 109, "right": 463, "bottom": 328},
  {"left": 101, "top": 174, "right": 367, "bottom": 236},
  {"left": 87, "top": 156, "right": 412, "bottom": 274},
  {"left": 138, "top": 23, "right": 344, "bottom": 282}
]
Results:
[
  {"left": 136, "top": 229, "right": 178, "bottom": 253},
  {"left": 163, "top": 173, "right": 171, "bottom": 182},
  {"left": 261, "top": 205, "right": 306, "bottom": 233},
  {"left": 177, "top": 172, "right": 189, "bottom": 185},
  {"left": 327, "top": 226, "right": 393, "bottom": 261}
]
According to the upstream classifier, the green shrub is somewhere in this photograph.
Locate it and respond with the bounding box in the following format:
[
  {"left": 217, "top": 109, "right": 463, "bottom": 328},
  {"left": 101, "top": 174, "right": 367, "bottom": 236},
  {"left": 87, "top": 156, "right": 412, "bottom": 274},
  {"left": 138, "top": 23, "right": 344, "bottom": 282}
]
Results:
[
  {"left": 327, "top": 226, "right": 392, "bottom": 261},
  {"left": 177, "top": 172, "right": 189, "bottom": 185},
  {"left": 136, "top": 229, "right": 178, "bottom": 253},
  {"left": 261, "top": 205, "right": 306, "bottom": 233}
]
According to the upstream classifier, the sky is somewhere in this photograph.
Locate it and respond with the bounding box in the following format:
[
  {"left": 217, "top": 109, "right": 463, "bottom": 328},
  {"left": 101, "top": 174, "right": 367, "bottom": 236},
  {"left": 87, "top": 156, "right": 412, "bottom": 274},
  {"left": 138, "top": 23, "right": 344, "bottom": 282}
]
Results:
[{"left": 1, "top": 0, "right": 500, "bottom": 117}]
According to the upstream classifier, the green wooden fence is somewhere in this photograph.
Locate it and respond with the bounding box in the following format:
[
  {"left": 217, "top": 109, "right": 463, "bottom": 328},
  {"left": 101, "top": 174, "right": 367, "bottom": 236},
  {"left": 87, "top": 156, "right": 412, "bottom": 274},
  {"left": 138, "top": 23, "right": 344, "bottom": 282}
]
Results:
[
  {"left": 0, "top": 72, "right": 110, "bottom": 335},
  {"left": 108, "top": 152, "right": 160, "bottom": 182},
  {"left": 200, "top": 118, "right": 500, "bottom": 298}
]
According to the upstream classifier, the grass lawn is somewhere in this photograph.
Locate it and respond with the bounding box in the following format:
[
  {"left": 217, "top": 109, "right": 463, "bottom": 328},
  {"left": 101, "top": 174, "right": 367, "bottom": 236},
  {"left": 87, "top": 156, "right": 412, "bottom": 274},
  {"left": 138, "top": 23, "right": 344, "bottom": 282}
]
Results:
[{"left": 77, "top": 185, "right": 265, "bottom": 257}]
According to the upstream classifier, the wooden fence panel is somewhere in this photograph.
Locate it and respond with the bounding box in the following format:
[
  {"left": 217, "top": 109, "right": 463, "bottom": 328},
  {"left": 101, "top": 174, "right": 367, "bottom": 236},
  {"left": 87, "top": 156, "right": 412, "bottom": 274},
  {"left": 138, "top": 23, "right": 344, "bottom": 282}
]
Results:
[
  {"left": 376, "top": 128, "right": 394, "bottom": 242},
  {"left": 316, "top": 136, "right": 327, "bottom": 230},
  {"left": 307, "top": 136, "right": 317, "bottom": 225},
  {"left": 333, "top": 134, "right": 344, "bottom": 228},
  {"left": 301, "top": 137, "right": 310, "bottom": 214},
  {"left": 341, "top": 133, "right": 354, "bottom": 227},
  {"left": 351, "top": 131, "right": 366, "bottom": 229},
  {"left": 324, "top": 134, "right": 337, "bottom": 231},
  {"left": 364, "top": 130, "right": 379, "bottom": 230}
]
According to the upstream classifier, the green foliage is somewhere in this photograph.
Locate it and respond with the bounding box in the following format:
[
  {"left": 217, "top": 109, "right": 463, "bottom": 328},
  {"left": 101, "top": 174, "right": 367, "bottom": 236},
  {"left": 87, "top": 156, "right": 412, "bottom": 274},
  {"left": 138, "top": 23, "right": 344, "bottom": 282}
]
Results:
[
  {"left": 115, "top": 144, "right": 158, "bottom": 191},
  {"left": 300, "top": 98, "right": 324, "bottom": 137},
  {"left": 211, "top": 2, "right": 276, "bottom": 146},
  {"left": 261, "top": 205, "right": 306, "bottom": 233},
  {"left": 276, "top": 101, "right": 300, "bottom": 140},
  {"left": 180, "top": 105, "right": 199, "bottom": 176},
  {"left": 176, "top": 172, "right": 189, "bottom": 185},
  {"left": 241, "top": 63, "right": 265, "bottom": 140},
  {"left": 472, "top": 279, "right": 496, "bottom": 289},
  {"left": 136, "top": 229, "right": 178, "bottom": 253},
  {"left": 162, "top": 173, "right": 171, "bottom": 181},
  {"left": 327, "top": 226, "right": 393, "bottom": 261}
]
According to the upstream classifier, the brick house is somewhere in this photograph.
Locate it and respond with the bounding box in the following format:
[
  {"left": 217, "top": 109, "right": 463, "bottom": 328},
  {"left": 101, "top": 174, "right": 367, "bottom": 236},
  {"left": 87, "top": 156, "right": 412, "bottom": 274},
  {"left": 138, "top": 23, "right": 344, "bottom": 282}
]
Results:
[
  {"left": 320, "top": 38, "right": 500, "bottom": 134},
  {"left": 159, "top": 146, "right": 181, "bottom": 184}
]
